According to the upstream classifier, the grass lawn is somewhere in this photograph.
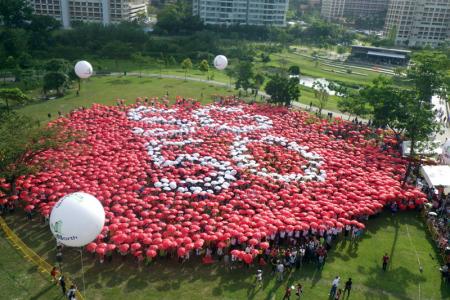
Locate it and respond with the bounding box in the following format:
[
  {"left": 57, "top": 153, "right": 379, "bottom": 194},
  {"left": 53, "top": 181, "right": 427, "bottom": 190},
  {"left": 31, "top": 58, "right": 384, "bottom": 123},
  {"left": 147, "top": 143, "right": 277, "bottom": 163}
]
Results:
[
  {"left": 16, "top": 74, "right": 340, "bottom": 122},
  {"left": 0, "top": 230, "right": 62, "bottom": 300},
  {"left": 268, "top": 51, "right": 385, "bottom": 87},
  {"left": 2, "top": 211, "right": 447, "bottom": 300},
  {"left": 18, "top": 76, "right": 237, "bottom": 122}
]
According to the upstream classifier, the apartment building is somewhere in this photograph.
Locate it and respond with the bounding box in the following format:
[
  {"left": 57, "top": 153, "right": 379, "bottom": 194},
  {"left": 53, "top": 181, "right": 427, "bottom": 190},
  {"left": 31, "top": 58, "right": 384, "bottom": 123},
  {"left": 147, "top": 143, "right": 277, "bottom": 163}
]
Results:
[
  {"left": 320, "top": 0, "right": 346, "bottom": 20},
  {"left": 384, "top": 0, "right": 450, "bottom": 48},
  {"left": 344, "top": 0, "right": 389, "bottom": 18},
  {"left": 192, "top": 0, "right": 289, "bottom": 26},
  {"left": 321, "top": 0, "right": 389, "bottom": 20},
  {"left": 29, "top": 0, "right": 147, "bottom": 28}
]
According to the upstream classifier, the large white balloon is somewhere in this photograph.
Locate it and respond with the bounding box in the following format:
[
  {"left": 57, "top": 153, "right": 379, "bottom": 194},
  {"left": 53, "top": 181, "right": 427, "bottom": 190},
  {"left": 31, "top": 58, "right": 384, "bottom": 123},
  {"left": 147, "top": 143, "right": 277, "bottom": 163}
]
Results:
[
  {"left": 49, "top": 192, "right": 105, "bottom": 247},
  {"left": 74, "top": 61, "right": 93, "bottom": 79},
  {"left": 213, "top": 55, "right": 228, "bottom": 70}
]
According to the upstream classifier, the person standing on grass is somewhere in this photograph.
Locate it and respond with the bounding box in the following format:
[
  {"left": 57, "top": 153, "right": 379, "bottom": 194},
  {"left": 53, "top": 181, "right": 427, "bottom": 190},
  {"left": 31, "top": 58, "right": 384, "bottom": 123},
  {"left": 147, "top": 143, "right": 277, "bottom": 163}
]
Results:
[
  {"left": 50, "top": 266, "right": 59, "bottom": 284},
  {"left": 67, "top": 284, "right": 77, "bottom": 300},
  {"left": 382, "top": 253, "right": 390, "bottom": 271},
  {"left": 282, "top": 285, "right": 292, "bottom": 300},
  {"left": 59, "top": 275, "right": 66, "bottom": 296},
  {"left": 295, "top": 283, "right": 303, "bottom": 299},
  {"left": 277, "top": 261, "right": 285, "bottom": 281},
  {"left": 334, "top": 288, "right": 342, "bottom": 300},
  {"left": 343, "top": 278, "right": 352, "bottom": 297},
  {"left": 255, "top": 269, "right": 263, "bottom": 287},
  {"left": 329, "top": 276, "right": 340, "bottom": 298}
]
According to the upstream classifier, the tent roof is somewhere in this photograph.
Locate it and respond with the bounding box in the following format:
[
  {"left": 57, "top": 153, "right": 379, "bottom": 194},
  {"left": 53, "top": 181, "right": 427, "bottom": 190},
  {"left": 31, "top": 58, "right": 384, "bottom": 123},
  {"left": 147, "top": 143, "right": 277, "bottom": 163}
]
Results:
[
  {"left": 367, "top": 51, "right": 406, "bottom": 59},
  {"left": 420, "top": 165, "right": 450, "bottom": 188}
]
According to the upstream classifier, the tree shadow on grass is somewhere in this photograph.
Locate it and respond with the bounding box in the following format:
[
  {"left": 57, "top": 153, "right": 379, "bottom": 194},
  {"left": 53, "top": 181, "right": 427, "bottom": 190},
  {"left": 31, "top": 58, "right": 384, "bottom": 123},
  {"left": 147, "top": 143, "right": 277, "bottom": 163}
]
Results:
[
  {"left": 139, "top": 80, "right": 153, "bottom": 84},
  {"left": 107, "top": 79, "right": 132, "bottom": 85},
  {"left": 30, "top": 283, "right": 62, "bottom": 300}
]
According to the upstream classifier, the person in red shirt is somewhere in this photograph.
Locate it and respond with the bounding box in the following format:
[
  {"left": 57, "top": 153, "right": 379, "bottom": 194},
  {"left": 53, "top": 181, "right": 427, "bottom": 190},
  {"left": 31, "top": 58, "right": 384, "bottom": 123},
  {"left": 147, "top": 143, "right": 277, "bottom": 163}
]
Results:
[
  {"left": 50, "top": 266, "right": 59, "bottom": 284},
  {"left": 382, "top": 253, "right": 390, "bottom": 271}
]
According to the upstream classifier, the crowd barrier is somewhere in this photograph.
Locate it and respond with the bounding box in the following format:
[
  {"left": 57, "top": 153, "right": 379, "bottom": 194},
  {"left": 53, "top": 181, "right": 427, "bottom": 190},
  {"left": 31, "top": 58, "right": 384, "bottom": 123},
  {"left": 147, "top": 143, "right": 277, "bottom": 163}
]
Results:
[{"left": 0, "top": 217, "right": 84, "bottom": 300}]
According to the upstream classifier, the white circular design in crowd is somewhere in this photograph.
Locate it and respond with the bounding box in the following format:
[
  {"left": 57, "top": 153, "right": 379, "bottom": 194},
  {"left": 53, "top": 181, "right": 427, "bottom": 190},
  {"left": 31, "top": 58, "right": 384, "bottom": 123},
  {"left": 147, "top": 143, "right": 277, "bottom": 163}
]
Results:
[{"left": 127, "top": 105, "right": 326, "bottom": 194}]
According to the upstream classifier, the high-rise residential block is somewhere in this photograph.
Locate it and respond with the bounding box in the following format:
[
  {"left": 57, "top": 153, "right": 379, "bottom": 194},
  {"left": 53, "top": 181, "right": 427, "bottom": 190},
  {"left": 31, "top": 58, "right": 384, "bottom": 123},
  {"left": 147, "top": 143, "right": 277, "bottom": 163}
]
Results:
[
  {"left": 192, "top": 0, "right": 289, "bottom": 26},
  {"left": 321, "top": 0, "right": 389, "bottom": 21},
  {"left": 29, "top": 0, "right": 147, "bottom": 28},
  {"left": 320, "top": 0, "right": 346, "bottom": 20},
  {"left": 384, "top": 0, "right": 450, "bottom": 48}
]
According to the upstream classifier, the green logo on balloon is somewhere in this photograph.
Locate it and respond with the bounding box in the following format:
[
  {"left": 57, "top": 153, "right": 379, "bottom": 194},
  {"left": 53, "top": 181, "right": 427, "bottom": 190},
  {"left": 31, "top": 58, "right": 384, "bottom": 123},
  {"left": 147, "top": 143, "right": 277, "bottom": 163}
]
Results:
[{"left": 51, "top": 220, "right": 63, "bottom": 235}]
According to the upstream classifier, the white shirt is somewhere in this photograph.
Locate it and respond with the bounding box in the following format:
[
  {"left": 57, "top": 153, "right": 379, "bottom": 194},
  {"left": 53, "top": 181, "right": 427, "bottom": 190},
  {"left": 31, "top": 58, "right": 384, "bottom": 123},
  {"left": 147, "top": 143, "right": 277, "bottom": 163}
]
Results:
[
  {"left": 332, "top": 278, "right": 340, "bottom": 287},
  {"left": 277, "top": 264, "right": 284, "bottom": 273}
]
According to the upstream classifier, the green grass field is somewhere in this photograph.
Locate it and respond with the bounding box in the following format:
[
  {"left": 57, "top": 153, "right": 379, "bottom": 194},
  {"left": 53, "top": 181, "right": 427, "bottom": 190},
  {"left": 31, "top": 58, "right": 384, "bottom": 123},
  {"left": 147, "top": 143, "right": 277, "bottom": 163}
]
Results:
[
  {"left": 0, "top": 230, "right": 62, "bottom": 300},
  {"left": 18, "top": 76, "right": 237, "bottom": 121},
  {"left": 2, "top": 211, "right": 447, "bottom": 300},
  {"left": 16, "top": 74, "right": 339, "bottom": 121}
]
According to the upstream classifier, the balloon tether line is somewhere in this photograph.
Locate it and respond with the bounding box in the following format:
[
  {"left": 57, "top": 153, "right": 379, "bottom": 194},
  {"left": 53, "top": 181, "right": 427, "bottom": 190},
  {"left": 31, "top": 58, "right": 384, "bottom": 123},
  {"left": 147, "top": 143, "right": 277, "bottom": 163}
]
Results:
[{"left": 80, "top": 248, "right": 86, "bottom": 299}]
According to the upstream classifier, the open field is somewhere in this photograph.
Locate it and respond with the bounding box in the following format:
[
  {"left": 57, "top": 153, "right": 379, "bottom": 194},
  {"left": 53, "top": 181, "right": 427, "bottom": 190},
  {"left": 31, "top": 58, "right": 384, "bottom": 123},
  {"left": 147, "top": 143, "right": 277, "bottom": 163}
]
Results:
[
  {"left": 2, "top": 211, "right": 447, "bottom": 300},
  {"left": 0, "top": 230, "right": 62, "bottom": 300},
  {"left": 16, "top": 75, "right": 339, "bottom": 122},
  {"left": 17, "top": 76, "right": 237, "bottom": 121}
]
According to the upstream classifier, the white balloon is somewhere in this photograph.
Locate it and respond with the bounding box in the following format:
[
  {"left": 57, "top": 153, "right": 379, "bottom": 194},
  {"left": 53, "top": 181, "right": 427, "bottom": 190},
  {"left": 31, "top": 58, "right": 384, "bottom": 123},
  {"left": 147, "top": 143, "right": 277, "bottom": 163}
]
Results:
[
  {"left": 213, "top": 55, "right": 228, "bottom": 70},
  {"left": 74, "top": 60, "right": 93, "bottom": 79},
  {"left": 49, "top": 192, "right": 105, "bottom": 247}
]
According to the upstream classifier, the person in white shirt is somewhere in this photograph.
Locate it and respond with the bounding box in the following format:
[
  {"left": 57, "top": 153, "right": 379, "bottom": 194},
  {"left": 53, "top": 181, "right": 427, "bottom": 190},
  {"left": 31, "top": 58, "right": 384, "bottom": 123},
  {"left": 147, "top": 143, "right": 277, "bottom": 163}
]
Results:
[
  {"left": 277, "top": 261, "right": 285, "bottom": 281},
  {"left": 255, "top": 269, "right": 263, "bottom": 287},
  {"left": 329, "top": 276, "right": 340, "bottom": 298}
]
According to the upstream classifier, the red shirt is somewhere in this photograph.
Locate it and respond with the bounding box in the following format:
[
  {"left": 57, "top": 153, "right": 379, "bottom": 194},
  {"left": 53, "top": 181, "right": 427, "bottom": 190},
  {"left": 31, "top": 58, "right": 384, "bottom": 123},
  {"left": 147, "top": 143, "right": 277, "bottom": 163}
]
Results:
[{"left": 383, "top": 255, "right": 389, "bottom": 263}]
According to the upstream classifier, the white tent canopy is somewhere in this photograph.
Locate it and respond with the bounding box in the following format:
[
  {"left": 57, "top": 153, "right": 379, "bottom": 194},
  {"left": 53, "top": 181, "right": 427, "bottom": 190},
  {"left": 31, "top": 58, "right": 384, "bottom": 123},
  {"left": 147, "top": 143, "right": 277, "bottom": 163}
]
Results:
[{"left": 420, "top": 165, "right": 450, "bottom": 194}]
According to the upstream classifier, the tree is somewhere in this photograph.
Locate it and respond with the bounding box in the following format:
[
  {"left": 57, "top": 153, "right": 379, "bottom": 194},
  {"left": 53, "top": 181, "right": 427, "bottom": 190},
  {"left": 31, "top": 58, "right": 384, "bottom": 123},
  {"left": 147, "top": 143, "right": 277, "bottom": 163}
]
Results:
[
  {"left": 225, "top": 66, "right": 236, "bottom": 88},
  {"left": 253, "top": 73, "right": 265, "bottom": 98},
  {"left": 312, "top": 81, "right": 329, "bottom": 116},
  {"left": 0, "top": 88, "right": 28, "bottom": 111},
  {"left": 260, "top": 53, "right": 271, "bottom": 64},
  {"left": 181, "top": 58, "right": 192, "bottom": 81},
  {"left": 131, "top": 52, "right": 150, "bottom": 78},
  {"left": 0, "top": 0, "right": 32, "bottom": 28},
  {"left": 199, "top": 59, "right": 209, "bottom": 79},
  {"left": 265, "top": 74, "right": 300, "bottom": 106},
  {"left": 288, "top": 65, "right": 300, "bottom": 76},
  {"left": 43, "top": 72, "right": 69, "bottom": 97},
  {"left": 358, "top": 77, "right": 440, "bottom": 182},
  {"left": 407, "top": 51, "right": 450, "bottom": 103},
  {"left": 393, "top": 67, "right": 405, "bottom": 78},
  {"left": 1, "top": 29, "right": 29, "bottom": 58},
  {"left": 0, "top": 111, "right": 76, "bottom": 197},
  {"left": 155, "top": 0, "right": 203, "bottom": 35},
  {"left": 44, "top": 58, "right": 71, "bottom": 74},
  {"left": 235, "top": 61, "right": 255, "bottom": 95}
]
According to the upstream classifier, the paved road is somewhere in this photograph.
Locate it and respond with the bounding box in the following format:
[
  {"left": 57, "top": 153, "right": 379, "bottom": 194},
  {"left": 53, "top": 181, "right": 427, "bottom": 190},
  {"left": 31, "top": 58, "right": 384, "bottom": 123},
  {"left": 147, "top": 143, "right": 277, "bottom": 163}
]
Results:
[{"left": 108, "top": 72, "right": 450, "bottom": 144}]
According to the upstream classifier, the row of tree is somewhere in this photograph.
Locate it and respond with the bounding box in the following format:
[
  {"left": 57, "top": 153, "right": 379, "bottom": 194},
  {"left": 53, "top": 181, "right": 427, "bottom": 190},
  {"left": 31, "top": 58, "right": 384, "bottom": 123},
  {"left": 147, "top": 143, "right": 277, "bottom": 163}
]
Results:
[{"left": 336, "top": 51, "right": 449, "bottom": 180}]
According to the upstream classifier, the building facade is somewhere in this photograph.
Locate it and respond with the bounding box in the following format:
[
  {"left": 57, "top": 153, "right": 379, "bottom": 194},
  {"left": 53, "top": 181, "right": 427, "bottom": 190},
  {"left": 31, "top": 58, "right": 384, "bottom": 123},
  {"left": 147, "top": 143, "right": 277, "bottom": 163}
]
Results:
[
  {"left": 29, "top": 0, "right": 147, "bottom": 28},
  {"left": 192, "top": 0, "right": 289, "bottom": 26},
  {"left": 320, "top": 0, "right": 346, "bottom": 20},
  {"left": 321, "top": 0, "right": 389, "bottom": 20},
  {"left": 384, "top": 0, "right": 450, "bottom": 48},
  {"left": 344, "top": 0, "right": 389, "bottom": 18}
]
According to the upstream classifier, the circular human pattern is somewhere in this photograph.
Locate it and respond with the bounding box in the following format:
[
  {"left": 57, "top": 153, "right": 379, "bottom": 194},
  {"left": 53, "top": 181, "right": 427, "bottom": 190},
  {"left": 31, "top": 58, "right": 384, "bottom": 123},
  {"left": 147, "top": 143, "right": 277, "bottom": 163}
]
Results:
[
  {"left": 11, "top": 102, "right": 427, "bottom": 259},
  {"left": 128, "top": 105, "right": 324, "bottom": 193}
]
